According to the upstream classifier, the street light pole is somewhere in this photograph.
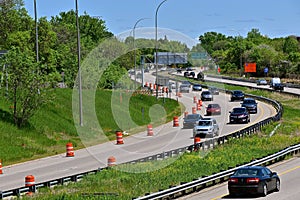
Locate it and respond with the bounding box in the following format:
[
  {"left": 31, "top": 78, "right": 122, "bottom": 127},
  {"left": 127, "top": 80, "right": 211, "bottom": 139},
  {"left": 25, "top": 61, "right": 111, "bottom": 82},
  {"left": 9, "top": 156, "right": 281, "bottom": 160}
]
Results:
[
  {"left": 133, "top": 18, "right": 148, "bottom": 90},
  {"left": 155, "top": 0, "right": 167, "bottom": 99},
  {"left": 75, "top": 0, "right": 83, "bottom": 126},
  {"left": 34, "top": 0, "right": 38, "bottom": 62}
]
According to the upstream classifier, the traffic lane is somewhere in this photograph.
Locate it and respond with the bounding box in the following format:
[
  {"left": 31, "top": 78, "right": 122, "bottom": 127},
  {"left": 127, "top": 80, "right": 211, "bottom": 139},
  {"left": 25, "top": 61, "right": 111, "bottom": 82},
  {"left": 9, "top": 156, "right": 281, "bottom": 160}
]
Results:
[
  {"left": 179, "top": 157, "right": 300, "bottom": 200},
  {"left": 204, "top": 76, "right": 300, "bottom": 95}
]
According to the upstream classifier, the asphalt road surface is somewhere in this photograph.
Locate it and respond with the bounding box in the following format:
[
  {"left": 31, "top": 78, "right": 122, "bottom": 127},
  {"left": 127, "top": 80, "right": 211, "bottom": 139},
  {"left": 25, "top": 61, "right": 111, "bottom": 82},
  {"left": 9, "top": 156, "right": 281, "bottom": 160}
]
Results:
[
  {"left": 178, "top": 157, "right": 300, "bottom": 200},
  {"left": 0, "top": 72, "right": 277, "bottom": 191}
]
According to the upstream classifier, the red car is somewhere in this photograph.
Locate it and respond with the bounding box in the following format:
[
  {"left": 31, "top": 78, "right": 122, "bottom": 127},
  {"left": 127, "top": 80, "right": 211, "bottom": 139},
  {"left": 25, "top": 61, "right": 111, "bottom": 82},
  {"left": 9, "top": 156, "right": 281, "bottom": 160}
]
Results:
[{"left": 206, "top": 103, "right": 221, "bottom": 115}]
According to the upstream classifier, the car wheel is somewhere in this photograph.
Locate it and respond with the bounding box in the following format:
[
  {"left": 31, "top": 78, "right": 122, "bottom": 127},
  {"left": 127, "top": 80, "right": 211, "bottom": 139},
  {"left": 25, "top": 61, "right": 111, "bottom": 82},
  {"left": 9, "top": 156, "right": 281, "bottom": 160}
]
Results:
[
  {"left": 275, "top": 179, "right": 280, "bottom": 192},
  {"left": 262, "top": 184, "right": 268, "bottom": 196}
]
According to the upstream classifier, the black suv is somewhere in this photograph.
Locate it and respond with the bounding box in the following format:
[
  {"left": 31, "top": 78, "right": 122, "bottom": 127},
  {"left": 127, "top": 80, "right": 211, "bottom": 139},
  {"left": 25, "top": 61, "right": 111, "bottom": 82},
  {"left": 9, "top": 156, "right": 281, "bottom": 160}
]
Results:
[
  {"left": 241, "top": 98, "right": 258, "bottom": 114},
  {"left": 230, "top": 90, "right": 245, "bottom": 101},
  {"left": 229, "top": 107, "right": 250, "bottom": 124}
]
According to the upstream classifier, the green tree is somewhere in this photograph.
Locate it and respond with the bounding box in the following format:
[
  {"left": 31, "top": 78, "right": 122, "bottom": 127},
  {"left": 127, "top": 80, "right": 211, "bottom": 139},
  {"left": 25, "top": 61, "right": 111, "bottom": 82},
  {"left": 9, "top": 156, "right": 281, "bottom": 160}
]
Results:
[
  {"left": 283, "top": 36, "right": 299, "bottom": 54},
  {"left": 0, "top": 47, "right": 53, "bottom": 127},
  {"left": 0, "top": 0, "right": 32, "bottom": 49}
]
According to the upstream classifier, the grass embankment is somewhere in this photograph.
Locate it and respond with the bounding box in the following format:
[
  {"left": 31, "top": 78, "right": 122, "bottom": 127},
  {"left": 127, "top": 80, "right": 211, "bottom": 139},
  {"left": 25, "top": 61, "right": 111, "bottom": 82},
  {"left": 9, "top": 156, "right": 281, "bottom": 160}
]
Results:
[
  {"left": 24, "top": 87, "right": 300, "bottom": 199},
  {"left": 0, "top": 89, "right": 181, "bottom": 165}
]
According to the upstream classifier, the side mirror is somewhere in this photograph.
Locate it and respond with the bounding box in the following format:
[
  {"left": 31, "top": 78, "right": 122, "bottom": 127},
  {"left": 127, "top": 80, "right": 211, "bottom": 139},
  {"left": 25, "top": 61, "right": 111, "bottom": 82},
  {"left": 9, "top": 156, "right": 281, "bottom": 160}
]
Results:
[{"left": 271, "top": 172, "right": 277, "bottom": 176}]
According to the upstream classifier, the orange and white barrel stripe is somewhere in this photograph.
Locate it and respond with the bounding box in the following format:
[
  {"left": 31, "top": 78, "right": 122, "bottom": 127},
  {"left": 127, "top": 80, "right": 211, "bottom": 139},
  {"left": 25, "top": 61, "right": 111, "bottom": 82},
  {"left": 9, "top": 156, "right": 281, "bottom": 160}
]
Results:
[
  {"left": 107, "top": 156, "right": 116, "bottom": 167},
  {"left": 116, "top": 131, "right": 124, "bottom": 144},
  {"left": 0, "top": 159, "right": 2, "bottom": 174},
  {"left": 66, "top": 142, "right": 74, "bottom": 157},
  {"left": 147, "top": 124, "right": 154, "bottom": 136}
]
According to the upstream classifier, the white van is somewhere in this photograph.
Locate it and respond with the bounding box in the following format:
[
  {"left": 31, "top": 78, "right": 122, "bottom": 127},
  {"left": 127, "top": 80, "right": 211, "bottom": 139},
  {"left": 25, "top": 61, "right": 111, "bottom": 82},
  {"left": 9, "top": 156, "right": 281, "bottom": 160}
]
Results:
[{"left": 270, "top": 77, "right": 281, "bottom": 88}]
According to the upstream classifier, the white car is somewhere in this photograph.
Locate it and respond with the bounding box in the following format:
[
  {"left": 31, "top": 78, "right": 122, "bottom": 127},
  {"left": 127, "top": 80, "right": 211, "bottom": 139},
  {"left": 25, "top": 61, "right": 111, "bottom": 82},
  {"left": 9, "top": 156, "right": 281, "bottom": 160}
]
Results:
[{"left": 193, "top": 118, "right": 219, "bottom": 138}]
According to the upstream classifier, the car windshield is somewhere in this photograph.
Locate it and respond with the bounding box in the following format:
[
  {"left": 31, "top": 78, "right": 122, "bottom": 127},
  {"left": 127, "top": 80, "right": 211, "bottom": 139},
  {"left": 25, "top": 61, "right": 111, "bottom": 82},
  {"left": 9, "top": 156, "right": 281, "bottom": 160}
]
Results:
[
  {"left": 233, "top": 91, "right": 242, "bottom": 95},
  {"left": 198, "top": 120, "right": 212, "bottom": 126},
  {"left": 243, "top": 99, "right": 256, "bottom": 104},
  {"left": 232, "top": 108, "right": 246, "bottom": 113},
  {"left": 208, "top": 104, "right": 219, "bottom": 108},
  {"left": 234, "top": 169, "right": 259, "bottom": 176},
  {"left": 202, "top": 91, "right": 210, "bottom": 95}
]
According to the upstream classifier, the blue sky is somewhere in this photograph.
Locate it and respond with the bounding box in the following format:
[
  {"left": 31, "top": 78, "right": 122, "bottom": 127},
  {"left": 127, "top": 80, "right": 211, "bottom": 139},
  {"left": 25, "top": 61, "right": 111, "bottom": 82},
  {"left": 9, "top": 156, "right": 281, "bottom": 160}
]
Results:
[{"left": 24, "top": 0, "right": 300, "bottom": 40}]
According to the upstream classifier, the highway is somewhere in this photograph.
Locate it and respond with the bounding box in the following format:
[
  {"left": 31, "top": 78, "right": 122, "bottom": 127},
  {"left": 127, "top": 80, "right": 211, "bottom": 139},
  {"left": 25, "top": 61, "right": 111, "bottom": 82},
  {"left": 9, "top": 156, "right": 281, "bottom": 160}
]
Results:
[
  {"left": 178, "top": 157, "right": 300, "bottom": 200},
  {"left": 0, "top": 72, "right": 277, "bottom": 192}
]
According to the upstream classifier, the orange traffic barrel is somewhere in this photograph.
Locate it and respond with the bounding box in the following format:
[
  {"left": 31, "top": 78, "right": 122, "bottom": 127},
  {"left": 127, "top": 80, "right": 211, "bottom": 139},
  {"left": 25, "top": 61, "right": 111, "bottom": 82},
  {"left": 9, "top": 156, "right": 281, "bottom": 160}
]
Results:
[
  {"left": 176, "top": 92, "right": 182, "bottom": 97},
  {"left": 149, "top": 83, "right": 153, "bottom": 90},
  {"left": 184, "top": 111, "right": 188, "bottom": 117},
  {"left": 147, "top": 124, "right": 154, "bottom": 136},
  {"left": 197, "top": 103, "right": 201, "bottom": 110},
  {"left": 154, "top": 84, "right": 157, "bottom": 90},
  {"left": 0, "top": 159, "right": 2, "bottom": 174},
  {"left": 107, "top": 156, "right": 116, "bottom": 167},
  {"left": 198, "top": 99, "right": 203, "bottom": 106},
  {"left": 192, "top": 107, "right": 196, "bottom": 114},
  {"left": 25, "top": 175, "right": 35, "bottom": 187},
  {"left": 116, "top": 131, "right": 124, "bottom": 144},
  {"left": 193, "top": 96, "right": 197, "bottom": 103},
  {"left": 66, "top": 142, "right": 74, "bottom": 157},
  {"left": 194, "top": 137, "right": 201, "bottom": 151},
  {"left": 173, "top": 116, "right": 179, "bottom": 127},
  {"left": 145, "top": 82, "right": 149, "bottom": 87}
]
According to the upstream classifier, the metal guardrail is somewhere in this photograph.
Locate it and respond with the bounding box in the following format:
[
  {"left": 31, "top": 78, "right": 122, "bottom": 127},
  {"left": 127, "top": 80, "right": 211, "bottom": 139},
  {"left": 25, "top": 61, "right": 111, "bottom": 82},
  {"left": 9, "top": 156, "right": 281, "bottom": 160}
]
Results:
[
  {"left": 134, "top": 144, "right": 300, "bottom": 200},
  {"left": 0, "top": 81, "right": 287, "bottom": 199}
]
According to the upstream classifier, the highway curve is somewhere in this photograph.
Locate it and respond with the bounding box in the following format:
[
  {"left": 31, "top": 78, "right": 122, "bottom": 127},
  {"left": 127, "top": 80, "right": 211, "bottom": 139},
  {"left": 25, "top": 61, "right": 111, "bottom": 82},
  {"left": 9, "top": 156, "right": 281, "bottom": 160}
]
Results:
[{"left": 0, "top": 72, "right": 277, "bottom": 192}]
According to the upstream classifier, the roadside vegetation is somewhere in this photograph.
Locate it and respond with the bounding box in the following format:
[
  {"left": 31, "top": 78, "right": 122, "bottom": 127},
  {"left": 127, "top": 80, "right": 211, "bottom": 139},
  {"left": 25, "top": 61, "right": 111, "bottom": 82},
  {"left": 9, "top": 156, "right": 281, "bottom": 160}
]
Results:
[
  {"left": 0, "top": 88, "right": 181, "bottom": 165},
  {"left": 23, "top": 87, "right": 300, "bottom": 199}
]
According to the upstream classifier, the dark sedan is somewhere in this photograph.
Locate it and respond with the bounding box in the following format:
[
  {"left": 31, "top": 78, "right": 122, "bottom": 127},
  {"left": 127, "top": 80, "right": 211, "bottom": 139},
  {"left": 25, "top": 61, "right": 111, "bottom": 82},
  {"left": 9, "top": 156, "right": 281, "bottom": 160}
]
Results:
[
  {"left": 183, "top": 114, "right": 202, "bottom": 128},
  {"left": 228, "top": 166, "right": 280, "bottom": 197},
  {"left": 241, "top": 98, "right": 258, "bottom": 114},
  {"left": 229, "top": 107, "right": 250, "bottom": 123},
  {"left": 231, "top": 90, "right": 245, "bottom": 101},
  {"left": 206, "top": 103, "right": 221, "bottom": 115}
]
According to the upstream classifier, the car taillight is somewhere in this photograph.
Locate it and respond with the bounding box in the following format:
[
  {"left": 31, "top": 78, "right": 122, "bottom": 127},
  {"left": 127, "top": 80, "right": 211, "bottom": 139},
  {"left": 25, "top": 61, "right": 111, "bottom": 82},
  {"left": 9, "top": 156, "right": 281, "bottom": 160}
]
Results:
[
  {"left": 246, "top": 177, "right": 260, "bottom": 183},
  {"left": 229, "top": 178, "right": 238, "bottom": 183}
]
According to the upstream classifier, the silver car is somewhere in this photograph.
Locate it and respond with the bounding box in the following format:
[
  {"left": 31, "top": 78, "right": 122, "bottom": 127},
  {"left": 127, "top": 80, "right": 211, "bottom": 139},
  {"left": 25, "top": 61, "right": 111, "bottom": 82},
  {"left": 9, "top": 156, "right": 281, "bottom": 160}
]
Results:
[
  {"left": 180, "top": 84, "right": 190, "bottom": 93},
  {"left": 183, "top": 114, "right": 202, "bottom": 128},
  {"left": 193, "top": 118, "right": 219, "bottom": 138}
]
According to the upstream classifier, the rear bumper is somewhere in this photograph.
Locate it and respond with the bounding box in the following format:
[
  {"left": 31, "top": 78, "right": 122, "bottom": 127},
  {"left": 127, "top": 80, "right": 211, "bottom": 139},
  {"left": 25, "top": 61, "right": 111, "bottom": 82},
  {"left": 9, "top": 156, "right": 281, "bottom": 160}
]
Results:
[{"left": 228, "top": 185, "right": 260, "bottom": 195}]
